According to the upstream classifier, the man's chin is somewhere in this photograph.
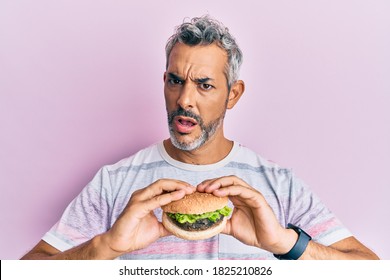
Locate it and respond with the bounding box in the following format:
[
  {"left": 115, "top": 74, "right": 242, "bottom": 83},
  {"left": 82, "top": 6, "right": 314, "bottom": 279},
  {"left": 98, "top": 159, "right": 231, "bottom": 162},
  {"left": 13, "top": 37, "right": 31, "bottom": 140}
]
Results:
[{"left": 169, "top": 134, "right": 206, "bottom": 151}]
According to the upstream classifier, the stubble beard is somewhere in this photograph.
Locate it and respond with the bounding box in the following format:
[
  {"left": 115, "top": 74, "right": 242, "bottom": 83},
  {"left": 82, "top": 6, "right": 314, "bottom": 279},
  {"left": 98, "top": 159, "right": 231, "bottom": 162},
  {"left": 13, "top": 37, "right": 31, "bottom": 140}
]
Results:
[{"left": 167, "top": 107, "right": 226, "bottom": 151}]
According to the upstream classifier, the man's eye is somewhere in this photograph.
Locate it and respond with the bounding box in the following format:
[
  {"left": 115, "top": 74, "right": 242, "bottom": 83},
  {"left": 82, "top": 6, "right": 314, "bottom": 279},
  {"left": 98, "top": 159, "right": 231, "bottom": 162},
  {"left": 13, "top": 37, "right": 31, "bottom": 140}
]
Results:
[
  {"left": 199, "top": 83, "right": 213, "bottom": 90},
  {"left": 169, "top": 79, "right": 183, "bottom": 85}
]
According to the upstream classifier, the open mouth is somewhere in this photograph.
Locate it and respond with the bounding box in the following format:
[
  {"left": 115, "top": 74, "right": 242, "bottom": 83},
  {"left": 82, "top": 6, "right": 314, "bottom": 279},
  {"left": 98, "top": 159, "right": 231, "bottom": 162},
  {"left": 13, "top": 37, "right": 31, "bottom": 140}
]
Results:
[
  {"left": 174, "top": 116, "right": 198, "bottom": 133},
  {"left": 178, "top": 117, "right": 197, "bottom": 127}
]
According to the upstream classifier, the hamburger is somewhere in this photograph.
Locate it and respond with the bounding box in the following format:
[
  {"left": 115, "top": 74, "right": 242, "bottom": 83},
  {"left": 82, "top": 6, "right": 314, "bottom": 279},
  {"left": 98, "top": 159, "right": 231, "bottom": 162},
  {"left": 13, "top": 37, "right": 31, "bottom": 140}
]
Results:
[{"left": 161, "top": 192, "right": 232, "bottom": 240}]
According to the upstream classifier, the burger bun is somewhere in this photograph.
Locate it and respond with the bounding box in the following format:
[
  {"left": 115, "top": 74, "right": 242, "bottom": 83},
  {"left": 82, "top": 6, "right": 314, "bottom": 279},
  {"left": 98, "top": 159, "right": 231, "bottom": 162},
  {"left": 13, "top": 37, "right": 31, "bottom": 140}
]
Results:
[{"left": 161, "top": 192, "right": 229, "bottom": 240}]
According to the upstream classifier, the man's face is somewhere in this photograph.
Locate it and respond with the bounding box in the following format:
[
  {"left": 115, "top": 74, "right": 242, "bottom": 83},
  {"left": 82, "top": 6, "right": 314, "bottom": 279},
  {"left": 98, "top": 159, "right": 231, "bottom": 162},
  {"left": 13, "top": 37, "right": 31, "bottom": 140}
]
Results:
[{"left": 164, "top": 43, "right": 230, "bottom": 151}]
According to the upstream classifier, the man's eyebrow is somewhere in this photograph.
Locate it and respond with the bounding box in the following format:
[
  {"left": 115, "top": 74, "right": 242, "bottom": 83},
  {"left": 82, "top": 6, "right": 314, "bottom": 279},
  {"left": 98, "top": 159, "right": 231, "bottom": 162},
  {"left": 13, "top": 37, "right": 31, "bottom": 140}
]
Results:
[
  {"left": 167, "top": 73, "right": 184, "bottom": 81},
  {"left": 167, "top": 73, "right": 214, "bottom": 83},
  {"left": 195, "top": 77, "right": 214, "bottom": 83}
]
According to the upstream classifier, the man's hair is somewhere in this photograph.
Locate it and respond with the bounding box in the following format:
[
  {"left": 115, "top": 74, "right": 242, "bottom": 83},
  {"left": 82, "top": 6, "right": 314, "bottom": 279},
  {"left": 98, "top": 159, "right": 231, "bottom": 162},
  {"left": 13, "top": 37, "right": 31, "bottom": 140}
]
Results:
[{"left": 165, "top": 15, "right": 243, "bottom": 89}]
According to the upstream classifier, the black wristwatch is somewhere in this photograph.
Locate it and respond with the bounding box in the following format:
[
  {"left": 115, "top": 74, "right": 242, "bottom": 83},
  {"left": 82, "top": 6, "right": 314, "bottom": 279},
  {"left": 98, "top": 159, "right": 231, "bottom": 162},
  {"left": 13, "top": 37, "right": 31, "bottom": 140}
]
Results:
[{"left": 273, "top": 223, "right": 312, "bottom": 260}]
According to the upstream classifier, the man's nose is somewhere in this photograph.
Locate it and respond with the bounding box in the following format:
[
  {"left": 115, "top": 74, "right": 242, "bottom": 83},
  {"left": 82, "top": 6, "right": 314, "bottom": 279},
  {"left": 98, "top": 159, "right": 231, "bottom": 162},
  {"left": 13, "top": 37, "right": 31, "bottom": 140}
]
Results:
[{"left": 177, "top": 83, "right": 196, "bottom": 110}]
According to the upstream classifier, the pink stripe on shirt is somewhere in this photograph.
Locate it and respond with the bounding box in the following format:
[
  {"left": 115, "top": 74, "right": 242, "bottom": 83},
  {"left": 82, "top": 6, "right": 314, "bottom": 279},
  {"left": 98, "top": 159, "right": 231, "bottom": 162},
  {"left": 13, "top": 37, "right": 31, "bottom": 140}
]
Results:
[
  {"left": 307, "top": 217, "right": 341, "bottom": 237},
  {"left": 131, "top": 239, "right": 218, "bottom": 256}
]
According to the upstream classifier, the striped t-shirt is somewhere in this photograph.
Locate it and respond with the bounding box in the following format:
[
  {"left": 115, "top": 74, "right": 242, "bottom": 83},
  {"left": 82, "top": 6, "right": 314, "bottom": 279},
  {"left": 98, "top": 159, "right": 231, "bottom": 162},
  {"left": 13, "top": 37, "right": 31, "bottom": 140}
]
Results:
[{"left": 43, "top": 142, "right": 351, "bottom": 259}]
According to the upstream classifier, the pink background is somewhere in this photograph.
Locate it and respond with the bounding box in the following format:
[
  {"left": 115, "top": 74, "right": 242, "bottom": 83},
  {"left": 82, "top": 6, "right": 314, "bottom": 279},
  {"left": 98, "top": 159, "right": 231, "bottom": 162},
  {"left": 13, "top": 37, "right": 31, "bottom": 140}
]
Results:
[{"left": 1, "top": 0, "right": 389, "bottom": 259}]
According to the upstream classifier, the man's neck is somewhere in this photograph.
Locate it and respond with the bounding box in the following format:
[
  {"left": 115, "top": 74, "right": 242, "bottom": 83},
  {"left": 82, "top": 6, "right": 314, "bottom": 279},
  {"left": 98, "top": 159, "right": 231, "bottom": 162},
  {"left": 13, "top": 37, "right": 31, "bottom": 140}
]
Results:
[{"left": 163, "top": 137, "right": 234, "bottom": 165}]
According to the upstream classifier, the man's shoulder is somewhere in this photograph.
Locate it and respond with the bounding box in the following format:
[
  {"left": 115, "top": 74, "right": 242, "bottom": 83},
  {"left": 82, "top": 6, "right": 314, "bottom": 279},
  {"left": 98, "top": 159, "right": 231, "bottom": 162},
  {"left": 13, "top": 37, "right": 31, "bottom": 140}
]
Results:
[
  {"left": 103, "top": 142, "right": 163, "bottom": 172},
  {"left": 235, "top": 142, "right": 290, "bottom": 173}
]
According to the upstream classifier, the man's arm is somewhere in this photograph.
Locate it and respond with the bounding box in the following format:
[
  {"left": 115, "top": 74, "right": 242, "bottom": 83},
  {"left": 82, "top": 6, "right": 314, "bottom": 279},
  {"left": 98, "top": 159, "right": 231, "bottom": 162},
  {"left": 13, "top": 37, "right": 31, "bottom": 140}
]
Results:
[
  {"left": 21, "top": 179, "right": 195, "bottom": 260},
  {"left": 198, "top": 175, "right": 379, "bottom": 260},
  {"left": 21, "top": 241, "right": 61, "bottom": 260},
  {"left": 300, "top": 236, "right": 379, "bottom": 260},
  {"left": 21, "top": 234, "right": 119, "bottom": 260}
]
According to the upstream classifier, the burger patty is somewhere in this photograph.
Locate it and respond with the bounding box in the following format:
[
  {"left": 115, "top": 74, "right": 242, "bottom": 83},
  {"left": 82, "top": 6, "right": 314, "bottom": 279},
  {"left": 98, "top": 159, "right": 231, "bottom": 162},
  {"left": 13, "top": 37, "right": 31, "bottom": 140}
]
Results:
[{"left": 168, "top": 215, "right": 223, "bottom": 231}]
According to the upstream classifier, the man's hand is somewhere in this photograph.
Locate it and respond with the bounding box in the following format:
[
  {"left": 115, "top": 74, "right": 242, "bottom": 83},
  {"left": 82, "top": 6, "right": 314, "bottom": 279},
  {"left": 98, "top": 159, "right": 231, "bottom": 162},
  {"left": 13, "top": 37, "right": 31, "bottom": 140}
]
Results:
[
  {"left": 21, "top": 179, "right": 196, "bottom": 260},
  {"left": 103, "top": 179, "right": 195, "bottom": 257},
  {"left": 197, "top": 176, "right": 297, "bottom": 255}
]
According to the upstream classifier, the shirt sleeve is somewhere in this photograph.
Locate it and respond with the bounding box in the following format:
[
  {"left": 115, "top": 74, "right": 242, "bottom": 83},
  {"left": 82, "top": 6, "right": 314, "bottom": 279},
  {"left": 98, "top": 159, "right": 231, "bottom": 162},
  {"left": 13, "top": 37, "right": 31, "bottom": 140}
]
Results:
[
  {"left": 285, "top": 174, "right": 352, "bottom": 246},
  {"left": 42, "top": 166, "right": 113, "bottom": 251}
]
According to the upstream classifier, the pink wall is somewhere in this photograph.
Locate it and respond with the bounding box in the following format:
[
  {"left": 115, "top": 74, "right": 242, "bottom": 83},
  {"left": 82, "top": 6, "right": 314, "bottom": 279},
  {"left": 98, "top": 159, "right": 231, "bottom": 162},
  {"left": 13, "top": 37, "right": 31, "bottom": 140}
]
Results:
[{"left": 1, "top": 0, "right": 389, "bottom": 259}]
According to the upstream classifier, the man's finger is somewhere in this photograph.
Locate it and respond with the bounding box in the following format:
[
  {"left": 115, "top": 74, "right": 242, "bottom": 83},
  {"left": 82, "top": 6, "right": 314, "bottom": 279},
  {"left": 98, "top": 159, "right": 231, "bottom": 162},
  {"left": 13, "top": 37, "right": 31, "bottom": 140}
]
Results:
[
  {"left": 198, "top": 175, "right": 251, "bottom": 193},
  {"left": 142, "top": 188, "right": 196, "bottom": 213},
  {"left": 213, "top": 185, "right": 265, "bottom": 209},
  {"left": 133, "top": 179, "right": 194, "bottom": 202}
]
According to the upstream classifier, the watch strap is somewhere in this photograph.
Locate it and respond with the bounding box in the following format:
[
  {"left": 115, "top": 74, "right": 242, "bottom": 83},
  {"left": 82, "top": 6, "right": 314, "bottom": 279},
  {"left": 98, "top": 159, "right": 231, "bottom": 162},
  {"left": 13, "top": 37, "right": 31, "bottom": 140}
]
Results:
[{"left": 273, "top": 223, "right": 312, "bottom": 260}]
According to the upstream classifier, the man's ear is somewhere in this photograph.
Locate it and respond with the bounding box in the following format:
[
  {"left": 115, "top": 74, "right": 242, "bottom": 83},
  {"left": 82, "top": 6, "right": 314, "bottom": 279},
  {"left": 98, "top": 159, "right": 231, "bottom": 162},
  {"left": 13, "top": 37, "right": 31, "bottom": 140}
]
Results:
[
  {"left": 227, "top": 80, "right": 245, "bottom": 109},
  {"left": 163, "top": 72, "right": 167, "bottom": 82}
]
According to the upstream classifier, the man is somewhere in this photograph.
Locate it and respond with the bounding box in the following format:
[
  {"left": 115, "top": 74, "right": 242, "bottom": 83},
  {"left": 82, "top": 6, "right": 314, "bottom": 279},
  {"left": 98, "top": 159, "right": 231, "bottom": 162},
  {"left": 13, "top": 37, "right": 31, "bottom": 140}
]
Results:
[{"left": 22, "top": 15, "right": 378, "bottom": 260}]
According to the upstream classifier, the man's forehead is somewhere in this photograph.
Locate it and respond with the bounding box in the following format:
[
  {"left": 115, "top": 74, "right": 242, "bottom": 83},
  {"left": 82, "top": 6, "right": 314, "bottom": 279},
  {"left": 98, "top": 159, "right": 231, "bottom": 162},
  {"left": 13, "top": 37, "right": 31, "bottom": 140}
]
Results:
[
  {"left": 167, "top": 43, "right": 228, "bottom": 76},
  {"left": 169, "top": 42, "right": 227, "bottom": 59}
]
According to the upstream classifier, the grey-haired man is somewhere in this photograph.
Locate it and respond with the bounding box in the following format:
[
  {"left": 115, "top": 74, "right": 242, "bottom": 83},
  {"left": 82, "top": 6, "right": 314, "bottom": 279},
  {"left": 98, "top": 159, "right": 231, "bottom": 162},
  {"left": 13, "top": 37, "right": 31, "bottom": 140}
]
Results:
[{"left": 22, "top": 16, "right": 378, "bottom": 260}]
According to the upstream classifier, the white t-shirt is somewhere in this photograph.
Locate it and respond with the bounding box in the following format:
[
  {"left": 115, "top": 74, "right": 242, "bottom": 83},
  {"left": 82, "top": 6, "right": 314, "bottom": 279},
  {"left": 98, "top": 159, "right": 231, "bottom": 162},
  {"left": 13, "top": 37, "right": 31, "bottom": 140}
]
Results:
[{"left": 43, "top": 142, "right": 351, "bottom": 259}]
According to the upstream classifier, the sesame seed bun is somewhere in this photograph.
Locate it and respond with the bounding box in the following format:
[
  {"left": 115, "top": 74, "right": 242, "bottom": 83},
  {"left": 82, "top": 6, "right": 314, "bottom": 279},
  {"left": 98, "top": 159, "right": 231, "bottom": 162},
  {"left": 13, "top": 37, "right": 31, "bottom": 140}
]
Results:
[
  {"left": 161, "top": 192, "right": 228, "bottom": 214},
  {"left": 161, "top": 192, "right": 229, "bottom": 240}
]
